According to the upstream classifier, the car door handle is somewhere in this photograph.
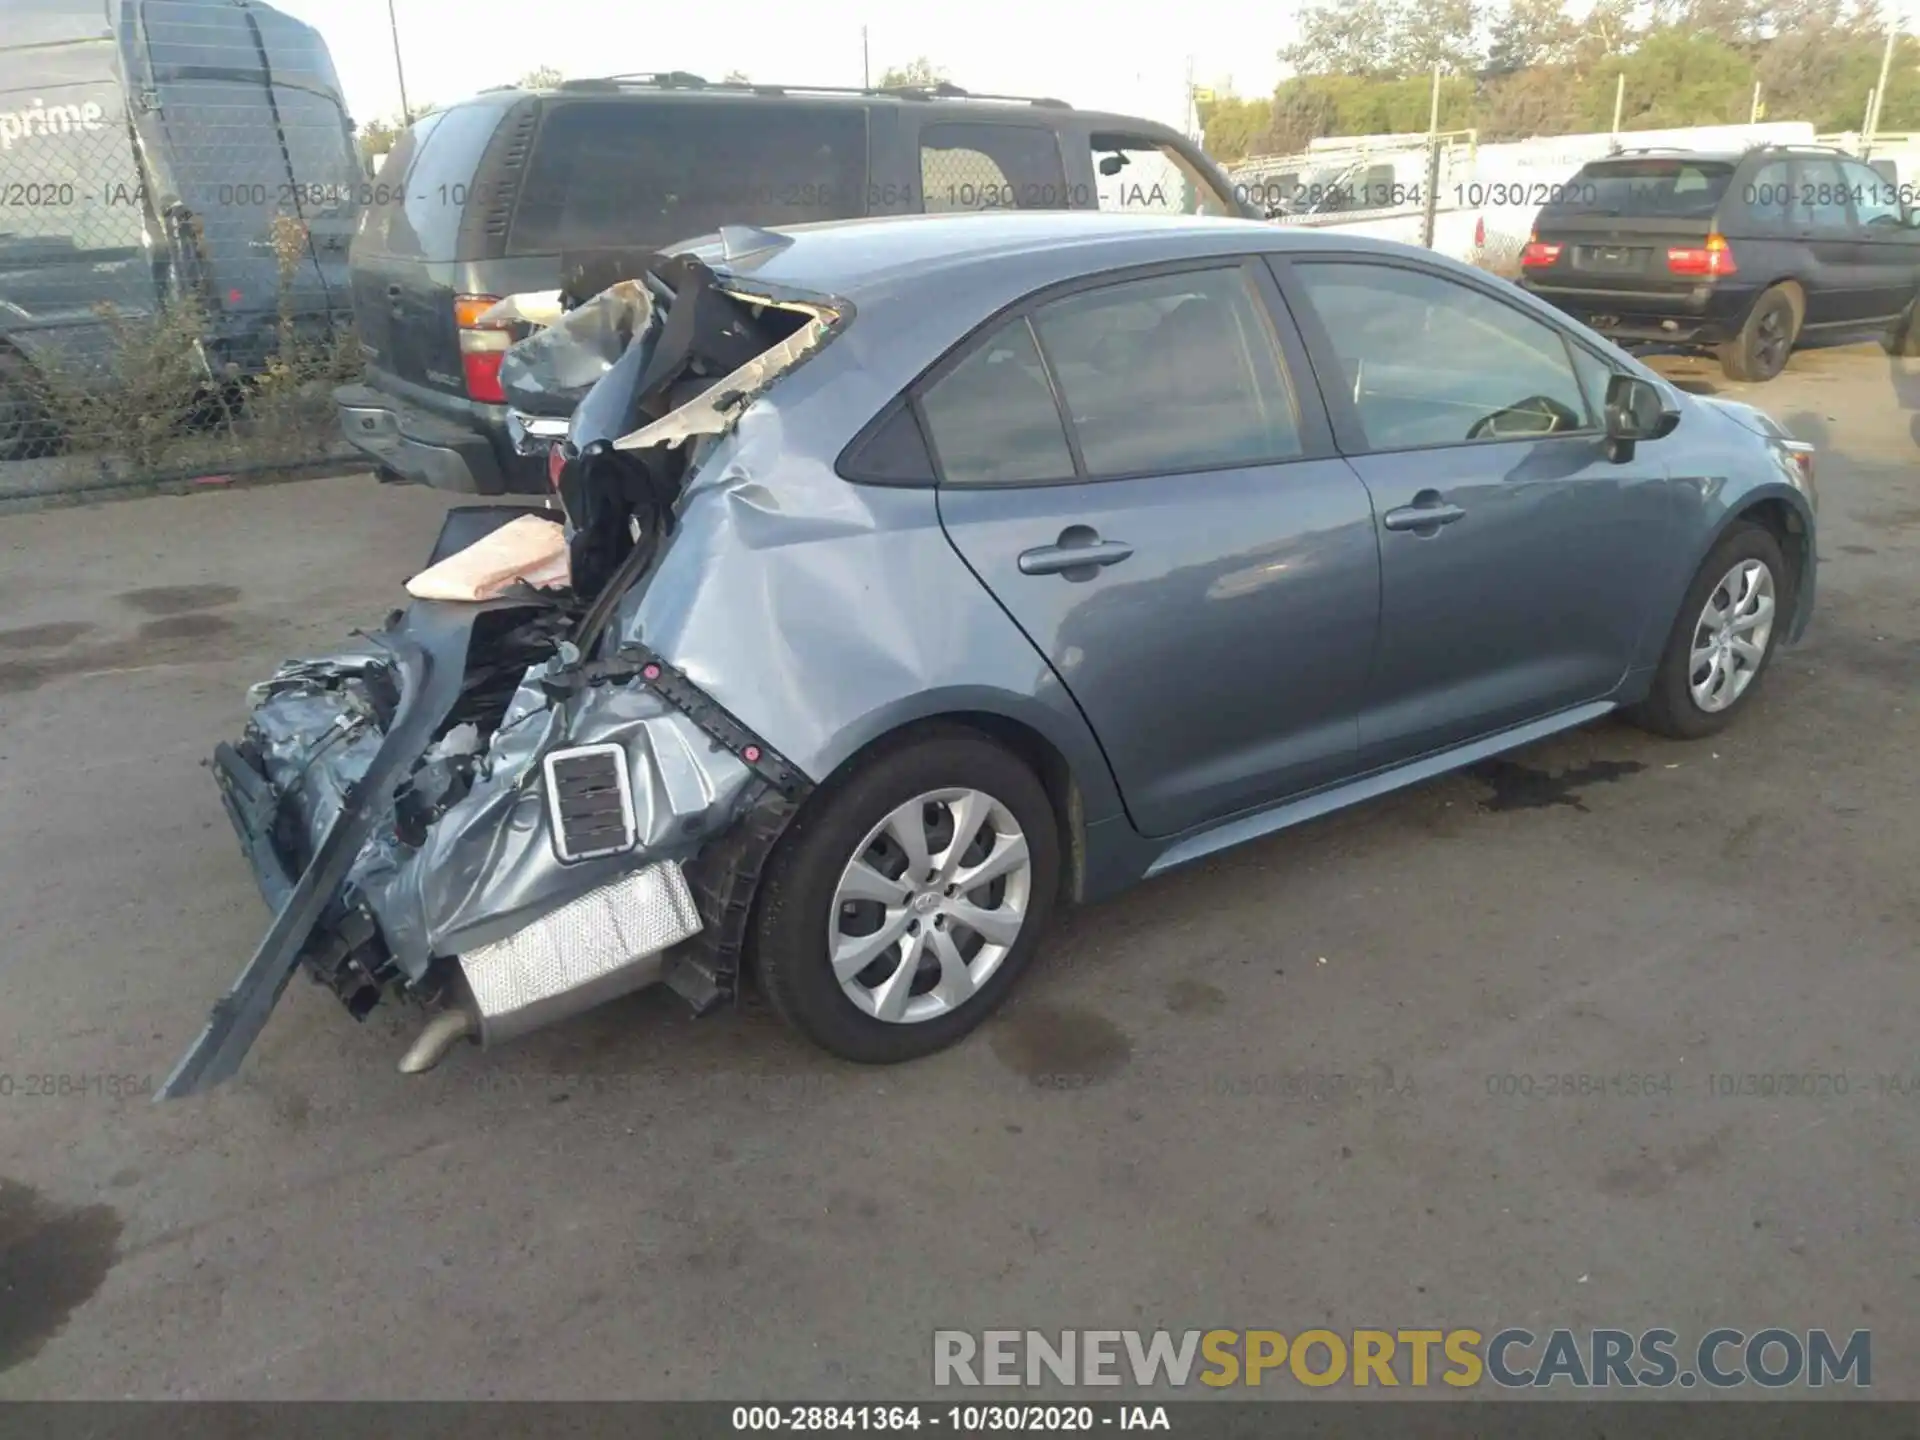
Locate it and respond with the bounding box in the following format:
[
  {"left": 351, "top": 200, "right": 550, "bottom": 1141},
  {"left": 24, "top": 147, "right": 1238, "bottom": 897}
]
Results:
[
  {"left": 1017, "top": 528, "right": 1134, "bottom": 576},
  {"left": 1382, "top": 499, "right": 1466, "bottom": 532}
]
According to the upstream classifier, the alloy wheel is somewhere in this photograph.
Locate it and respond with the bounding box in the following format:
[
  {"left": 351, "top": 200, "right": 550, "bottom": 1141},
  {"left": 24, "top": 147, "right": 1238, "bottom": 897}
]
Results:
[
  {"left": 1689, "top": 558, "right": 1776, "bottom": 713},
  {"left": 827, "top": 788, "right": 1033, "bottom": 1024}
]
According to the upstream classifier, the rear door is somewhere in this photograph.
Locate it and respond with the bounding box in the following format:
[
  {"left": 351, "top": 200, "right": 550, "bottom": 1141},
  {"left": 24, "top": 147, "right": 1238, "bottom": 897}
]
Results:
[
  {"left": 1789, "top": 157, "right": 1865, "bottom": 325},
  {"left": 928, "top": 259, "right": 1381, "bottom": 838},
  {"left": 1837, "top": 156, "right": 1920, "bottom": 322}
]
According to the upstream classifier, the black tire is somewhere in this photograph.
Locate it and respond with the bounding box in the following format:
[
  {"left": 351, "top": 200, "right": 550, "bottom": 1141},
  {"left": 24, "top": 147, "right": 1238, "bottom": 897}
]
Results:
[
  {"left": 1885, "top": 291, "right": 1920, "bottom": 357},
  {"left": 1717, "top": 287, "right": 1798, "bottom": 383},
  {"left": 0, "top": 350, "right": 61, "bottom": 462},
  {"left": 1627, "top": 521, "right": 1791, "bottom": 740},
  {"left": 752, "top": 726, "right": 1061, "bottom": 1064}
]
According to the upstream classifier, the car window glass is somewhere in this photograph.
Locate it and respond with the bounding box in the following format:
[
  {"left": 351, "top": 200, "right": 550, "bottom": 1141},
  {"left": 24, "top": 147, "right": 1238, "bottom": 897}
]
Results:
[
  {"left": 1031, "top": 266, "right": 1302, "bottom": 475},
  {"left": 1796, "top": 158, "right": 1853, "bottom": 232},
  {"left": 510, "top": 100, "right": 868, "bottom": 254},
  {"left": 1091, "top": 135, "right": 1236, "bottom": 216},
  {"left": 1741, "top": 159, "right": 1792, "bottom": 233},
  {"left": 396, "top": 103, "right": 503, "bottom": 259},
  {"left": 919, "top": 124, "right": 1069, "bottom": 211},
  {"left": 919, "top": 318, "right": 1075, "bottom": 485},
  {"left": 1543, "top": 158, "right": 1735, "bottom": 219},
  {"left": 1841, "top": 159, "right": 1902, "bottom": 226},
  {"left": 1566, "top": 343, "right": 1618, "bottom": 420},
  {"left": 1295, "top": 262, "right": 1595, "bottom": 449}
]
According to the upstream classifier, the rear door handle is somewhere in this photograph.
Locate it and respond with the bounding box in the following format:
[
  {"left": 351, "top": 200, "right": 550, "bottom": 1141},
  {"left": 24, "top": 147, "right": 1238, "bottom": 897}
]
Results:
[
  {"left": 1018, "top": 526, "right": 1134, "bottom": 576},
  {"left": 1382, "top": 499, "right": 1466, "bottom": 532}
]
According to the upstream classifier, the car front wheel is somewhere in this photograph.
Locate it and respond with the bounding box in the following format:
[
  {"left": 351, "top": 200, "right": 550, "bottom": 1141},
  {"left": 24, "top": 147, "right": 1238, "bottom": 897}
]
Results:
[
  {"left": 752, "top": 727, "right": 1061, "bottom": 1063},
  {"left": 1628, "top": 521, "right": 1789, "bottom": 739}
]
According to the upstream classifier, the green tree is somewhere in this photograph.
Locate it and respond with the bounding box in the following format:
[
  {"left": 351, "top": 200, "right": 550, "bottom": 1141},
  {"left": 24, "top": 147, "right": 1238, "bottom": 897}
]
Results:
[
  {"left": 1199, "top": 90, "right": 1277, "bottom": 161},
  {"left": 1486, "top": 0, "right": 1578, "bottom": 73},
  {"left": 1281, "top": 0, "right": 1401, "bottom": 76},
  {"left": 879, "top": 57, "right": 949, "bottom": 89},
  {"left": 517, "top": 66, "right": 564, "bottom": 90}
]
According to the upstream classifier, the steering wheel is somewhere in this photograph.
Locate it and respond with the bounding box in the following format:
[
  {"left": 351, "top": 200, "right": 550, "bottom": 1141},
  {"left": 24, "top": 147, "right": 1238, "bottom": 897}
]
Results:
[{"left": 1466, "top": 395, "right": 1582, "bottom": 440}]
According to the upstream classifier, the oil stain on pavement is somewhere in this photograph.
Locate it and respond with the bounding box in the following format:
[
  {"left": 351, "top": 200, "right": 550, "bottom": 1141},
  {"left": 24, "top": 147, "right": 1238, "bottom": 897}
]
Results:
[
  {"left": 1471, "top": 758, "right": 1647, "bottom": 813},
  {"left": 0, "top": 1178, "right": 122, "bottom": 1374},
  {"left": 990, "top": 1004, "right": 1133, "bottom": 1088},
  {"left": 114, "top": 584, "right": 242, "bottom": 616}
]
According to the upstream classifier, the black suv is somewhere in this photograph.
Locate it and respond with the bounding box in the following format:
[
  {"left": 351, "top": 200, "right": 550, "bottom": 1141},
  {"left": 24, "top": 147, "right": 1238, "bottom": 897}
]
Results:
[
  {"left": 1517, "top": 143, "right": 1920, "bottom": 382},
  {"left": 335, "top": 73, "right": 1253, "bottom": 493}
]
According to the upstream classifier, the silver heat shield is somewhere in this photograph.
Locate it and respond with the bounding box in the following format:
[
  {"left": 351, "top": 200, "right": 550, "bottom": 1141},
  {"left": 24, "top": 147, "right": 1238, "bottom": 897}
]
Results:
[{"left": 457, "top": 862, "right": 703, "bottom": 1046}]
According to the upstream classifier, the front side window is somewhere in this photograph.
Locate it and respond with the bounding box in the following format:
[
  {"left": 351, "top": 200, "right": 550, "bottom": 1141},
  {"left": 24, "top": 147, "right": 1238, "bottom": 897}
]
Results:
[
  {"left": 1092, "top": 134, "right": 1236, "bottom": 216},
  {"left": 919, "top": 124, "right": 1069, "bottom": 212},
  {"left": 1840, "top": 159, "right": 1903, "bottom": 227},
  {"left": 1293, "top": 261, "right": 1595, "bottom": 450}
]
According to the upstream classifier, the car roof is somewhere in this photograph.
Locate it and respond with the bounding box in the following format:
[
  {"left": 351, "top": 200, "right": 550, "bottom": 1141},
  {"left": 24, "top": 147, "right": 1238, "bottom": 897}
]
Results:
[{"left": 686, "top": 211, "right": 1423, "bottom": 303}]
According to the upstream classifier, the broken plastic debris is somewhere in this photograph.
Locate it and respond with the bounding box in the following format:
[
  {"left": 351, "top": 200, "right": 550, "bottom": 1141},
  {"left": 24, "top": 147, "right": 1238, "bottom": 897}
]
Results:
[
  {"left": 422, "top": 722, "right": 483, "bottom": 764},
  {"left": 477, "top": 290, "right": 565, "bottom": 329},
  {"left": 405, "top": 515, "right": 570, "bottom": 602}
]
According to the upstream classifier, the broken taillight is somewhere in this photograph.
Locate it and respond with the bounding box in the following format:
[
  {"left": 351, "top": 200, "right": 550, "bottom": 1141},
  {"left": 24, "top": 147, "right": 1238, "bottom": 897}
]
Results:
[
  {"left": 1519, "top": 234, "right": 1562, "bottom": 268},
  {"left": 547, "top": 442, "right": 567, "bottom": 491},
  {"left": 1667, "top": 234, "right": 1738, "bottom": 277},
  {"left": 455, "top": 293, "right": 509, "bottom": 403},
  {"left": 1474, "top": 215, "right": 1486, "bottom": 250}
]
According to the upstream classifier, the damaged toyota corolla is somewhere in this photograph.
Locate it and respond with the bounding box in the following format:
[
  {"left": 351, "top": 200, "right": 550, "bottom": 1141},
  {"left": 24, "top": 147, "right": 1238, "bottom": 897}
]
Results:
[{"left": 161, "top": 211, "right": 1817, "bottom": 1097}]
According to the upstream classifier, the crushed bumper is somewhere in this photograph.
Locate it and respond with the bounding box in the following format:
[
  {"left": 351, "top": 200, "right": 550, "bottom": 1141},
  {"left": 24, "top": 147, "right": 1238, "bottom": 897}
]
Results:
[{"left": 161, "top": 509, "right": 811, "bottom": 1100}]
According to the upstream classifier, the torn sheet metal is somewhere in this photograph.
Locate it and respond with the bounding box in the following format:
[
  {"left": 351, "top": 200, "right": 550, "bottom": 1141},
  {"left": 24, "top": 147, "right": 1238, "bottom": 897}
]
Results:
[
  {"left": 612, "top": 304, "right": 835, "bottom": 453},
  {"left": 498, "top": 278, "right": 659, "bottom": 416}
]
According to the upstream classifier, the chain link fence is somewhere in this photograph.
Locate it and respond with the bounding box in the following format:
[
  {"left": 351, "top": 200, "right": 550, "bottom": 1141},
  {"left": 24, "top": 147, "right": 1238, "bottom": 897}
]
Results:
[{"left": 0, "top": 3, "right": 365, "bottom": 499}]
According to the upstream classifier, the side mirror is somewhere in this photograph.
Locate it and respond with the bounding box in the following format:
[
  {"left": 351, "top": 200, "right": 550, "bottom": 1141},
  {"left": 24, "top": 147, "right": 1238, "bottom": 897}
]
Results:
[{"left": 1603, "top": 373, "right": 1679, "bottom": 462}]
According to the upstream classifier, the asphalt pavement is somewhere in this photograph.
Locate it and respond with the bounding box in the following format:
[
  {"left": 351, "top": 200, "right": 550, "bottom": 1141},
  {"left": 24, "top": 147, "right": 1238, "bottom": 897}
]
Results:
[{"left": 0, "top": 343, "right": 1915, "bottom": 1400}]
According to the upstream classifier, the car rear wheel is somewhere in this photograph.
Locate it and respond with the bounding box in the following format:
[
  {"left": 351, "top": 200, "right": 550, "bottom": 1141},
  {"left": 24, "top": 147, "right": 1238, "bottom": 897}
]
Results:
[
  {"left": 752, "top": 727, "right": 1060, "bottom": 1063},
  {"left": 1718, "top": 288, "right": 1797, "bottom": 383},
  {"left": 1627, "top": 521, "right": 1789, "bottom": 740}
]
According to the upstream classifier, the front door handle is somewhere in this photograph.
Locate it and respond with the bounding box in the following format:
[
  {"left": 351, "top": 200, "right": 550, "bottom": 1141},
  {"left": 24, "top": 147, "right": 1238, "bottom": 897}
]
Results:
[
  {"left": 1018, "top": 525, "right": 1134, "bottom": 577},
  {"left": 1382, "top": 497, "right": 1466, "bottom": 533}
]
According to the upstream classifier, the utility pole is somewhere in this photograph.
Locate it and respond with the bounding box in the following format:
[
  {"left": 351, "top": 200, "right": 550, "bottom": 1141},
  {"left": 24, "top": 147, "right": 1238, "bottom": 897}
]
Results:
[
  {"left": 387, "top": 0, "right": 412, "bottom": 124},
  {"left": 1750, "top": 80, "right": 1762, "bottom": 124},
  {"left": 1421, "top": 62, "right": 1441, "bottom": 249},
  {"left": 1865, "top": 15, "right": 1898, "bottom": 157},
  {"left": 1610, "top": 72, "right": 1625, "bottom": 140},
  {"left": 862, "top": 26, "right": 870, "bottom": 88}
]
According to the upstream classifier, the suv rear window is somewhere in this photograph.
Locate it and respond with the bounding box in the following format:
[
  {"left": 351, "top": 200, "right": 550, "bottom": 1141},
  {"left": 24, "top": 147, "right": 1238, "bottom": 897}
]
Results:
[
  {"left": 356, "top": 104, "right": 503, "bottom": 259},
  {"left": 508, "top": 99, "right": 869, "bottom": 254},
  {"left": 1548, "top": 158, "right": 1737, "bottom": 220}
]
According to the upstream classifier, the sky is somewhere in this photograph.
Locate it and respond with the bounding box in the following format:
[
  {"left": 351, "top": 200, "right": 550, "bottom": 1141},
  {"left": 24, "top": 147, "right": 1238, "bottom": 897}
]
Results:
[{"left": 270, "top": 0, "right": 1291, "bottom": 134}]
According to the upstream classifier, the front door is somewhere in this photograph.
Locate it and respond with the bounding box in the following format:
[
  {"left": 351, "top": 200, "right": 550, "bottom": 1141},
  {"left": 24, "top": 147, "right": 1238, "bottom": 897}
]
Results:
[
  {"left": 926, "top": 260, "right": 1381, "bottom": 838},
  {"left": 1277, "top": 256, "right": 1679, "bottom": 766}
]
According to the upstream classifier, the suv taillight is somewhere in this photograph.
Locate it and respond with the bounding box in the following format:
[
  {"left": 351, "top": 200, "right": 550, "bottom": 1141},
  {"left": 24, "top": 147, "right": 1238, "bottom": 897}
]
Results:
[
  {"left": 1519, "top": 234, "right": 1562, "bottom": 267},
  {"left": 547, "top": 441, "right": 568, "bottom": 491},
  {"left": 1667, "top": 234, "right": 1738, "bottom": 277},
  {"left": 454, "top": 293, "right": 509, "bottom": 403}
]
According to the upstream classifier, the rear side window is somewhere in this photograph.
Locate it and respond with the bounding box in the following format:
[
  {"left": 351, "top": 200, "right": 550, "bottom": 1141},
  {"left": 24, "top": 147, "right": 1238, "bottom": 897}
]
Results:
[
  {"left": 1795, "top": 158, "right": 1853, "bottom": 232},
  {"left": 509, "top": 100, "right": 868, "bottom": 253},
  {"left": 919, "top": 319, "right": 1076, "bottom": 485},
  {"left": 1547, "top": 158, "right": 1736, "bottom": 220},
  {"left": 920, "top": 124, "right": 1070, "bottom": 211},
  {"left": 360, "top": 104, "right": 501, "bottom": 259},
  {"left": 1740, "top": 159, "right": 1793, "bottom": 233},
  {"left": 1032, "top": 267, "right": 1302, "bottom": 475}
]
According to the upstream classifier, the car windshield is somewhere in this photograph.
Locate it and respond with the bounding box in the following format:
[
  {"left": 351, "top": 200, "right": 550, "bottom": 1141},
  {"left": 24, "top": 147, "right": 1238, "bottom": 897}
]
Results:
[{"left": 1551, "top": 158, "right": 1737, "bottom": 219}]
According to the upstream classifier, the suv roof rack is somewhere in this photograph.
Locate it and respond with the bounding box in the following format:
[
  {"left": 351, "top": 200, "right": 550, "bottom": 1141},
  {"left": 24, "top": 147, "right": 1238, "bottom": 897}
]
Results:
[{"left": 554, "top": 71, "right": 1072, "bottom": 108}]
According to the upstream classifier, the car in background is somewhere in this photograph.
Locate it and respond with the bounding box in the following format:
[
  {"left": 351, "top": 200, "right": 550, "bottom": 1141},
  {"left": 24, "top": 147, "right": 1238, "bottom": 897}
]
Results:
[
  {"left": 0, "top": 0, "right": 361, "bottom": 459},
  {"left": 169, "top": 212, "right": 1818, "bottom": 1096},
  {"left": 1517, "top": 142, "right": 1920, "bottom": 381},
  {"left": 335, "top": 73, "right": 1253, "bottom": 495}
]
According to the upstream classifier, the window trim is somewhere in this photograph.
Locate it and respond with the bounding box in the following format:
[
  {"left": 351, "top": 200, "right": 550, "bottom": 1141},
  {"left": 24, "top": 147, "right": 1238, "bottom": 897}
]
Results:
[
  {"left": 1269, "top": 253, "right": 1615, "bottom": 459},
  {"left": 836, "top": 256, "right": 1337, "bottom": 490}
]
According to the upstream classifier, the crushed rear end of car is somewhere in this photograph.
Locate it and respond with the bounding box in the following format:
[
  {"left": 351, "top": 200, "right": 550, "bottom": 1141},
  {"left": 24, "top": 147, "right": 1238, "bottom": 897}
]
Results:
[{"left": 161, "top": 244, "right": 843, "bottom": 1098}]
